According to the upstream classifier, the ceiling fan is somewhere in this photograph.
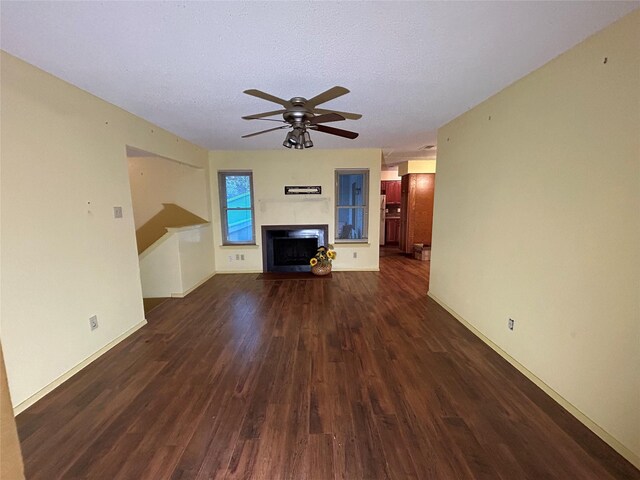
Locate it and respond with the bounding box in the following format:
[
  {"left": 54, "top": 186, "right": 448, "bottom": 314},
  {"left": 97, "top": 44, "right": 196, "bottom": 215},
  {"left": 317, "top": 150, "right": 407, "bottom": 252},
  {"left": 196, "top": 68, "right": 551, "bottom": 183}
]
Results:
[{"left": 241, "top": 86, "right": 361, "bottom": 149}]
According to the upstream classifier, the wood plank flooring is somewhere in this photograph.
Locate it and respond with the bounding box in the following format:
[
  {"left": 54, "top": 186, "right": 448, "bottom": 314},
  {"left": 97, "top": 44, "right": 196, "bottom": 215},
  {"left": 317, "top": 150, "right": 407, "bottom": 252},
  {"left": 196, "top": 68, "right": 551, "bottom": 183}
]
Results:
[{"left": 17, "top": 249, "right": 640, "bottom": 479}]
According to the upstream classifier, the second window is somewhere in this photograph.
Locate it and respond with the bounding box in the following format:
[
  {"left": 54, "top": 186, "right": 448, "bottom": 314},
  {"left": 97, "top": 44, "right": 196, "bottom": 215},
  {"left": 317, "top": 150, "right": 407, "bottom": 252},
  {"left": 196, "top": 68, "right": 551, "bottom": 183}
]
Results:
[{"left": 335, "top": 169, "right": 369, "bottom": 241}]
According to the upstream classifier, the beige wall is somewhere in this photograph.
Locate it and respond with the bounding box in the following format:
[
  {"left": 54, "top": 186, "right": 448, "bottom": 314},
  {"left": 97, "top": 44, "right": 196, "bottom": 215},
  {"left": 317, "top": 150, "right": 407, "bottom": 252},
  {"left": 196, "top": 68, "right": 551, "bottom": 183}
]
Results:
[
  {"left": 210, "top": 149, "right": 382, "bottom": 272},
  {"left": 138, "top": 224, "right": 214, "bottom": 298},
  {"left": 128, "top": 155, "right": 210, "bottom": 229},
  {"left": 0, "top": 344, "right": 24, "bottom": 479},
  {"left": 0, "top": 51, "right": 208, "bottom": 409},
  {"left": 429, "top": 11, "right": 639, "bottom": 465},
  {"left": 381, "top": 168, "right": 401, "bottom": 181},
  {"left": 138, "top": 233, "right": 183, "bottom": 298},
  {"left": 397, "top": 159, "right": 437, "bottom": 176}
]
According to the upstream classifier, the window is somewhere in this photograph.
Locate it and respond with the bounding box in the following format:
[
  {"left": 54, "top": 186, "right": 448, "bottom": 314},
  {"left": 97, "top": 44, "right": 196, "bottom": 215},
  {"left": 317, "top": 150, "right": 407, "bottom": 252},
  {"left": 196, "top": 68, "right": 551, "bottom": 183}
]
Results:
[
  {"left": 335, "top": 169, "right": 369, "bottom": 241},
  {"left": 219, "top": 171, "right": 255, "bottom": 244}
]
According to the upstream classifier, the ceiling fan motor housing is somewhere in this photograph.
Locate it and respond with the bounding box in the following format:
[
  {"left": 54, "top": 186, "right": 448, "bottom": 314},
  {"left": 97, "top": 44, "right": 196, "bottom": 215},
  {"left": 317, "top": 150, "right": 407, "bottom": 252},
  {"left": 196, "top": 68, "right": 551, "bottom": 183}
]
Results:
[{"left": 283, "top": 104, "right": 312, "bottom": 124}]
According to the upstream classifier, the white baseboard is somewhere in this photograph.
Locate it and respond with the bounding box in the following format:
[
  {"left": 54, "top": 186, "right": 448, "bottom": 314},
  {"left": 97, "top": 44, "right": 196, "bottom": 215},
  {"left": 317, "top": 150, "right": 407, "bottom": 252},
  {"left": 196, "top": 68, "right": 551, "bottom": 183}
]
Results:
[
  {"left": 333, "top": 267, "right": 380, "bottom": 272},
  {"left": 427, "top": 291, "right": 640, "bottom": 469},
  {"left": 213, "top": 269, "right": 263, "bottom": 274},
  {"left": 13, "top": 319, "right": 147, "bottom": 415},
  {"left": 171, "top": 272, "right": 216, "bottom": 298}
]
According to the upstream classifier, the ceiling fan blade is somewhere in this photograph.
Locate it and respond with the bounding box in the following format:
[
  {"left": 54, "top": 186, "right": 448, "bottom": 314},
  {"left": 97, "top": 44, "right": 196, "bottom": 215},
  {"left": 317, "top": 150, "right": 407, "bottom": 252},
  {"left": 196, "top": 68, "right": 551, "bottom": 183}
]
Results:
[
  {"left": 246, "top": 118, "right": 287, "bottom": 123},
  {"left": 310, "top": 124, "right": 359, "bottom": 139},
  {"left": 241, "top": 125, "right": 289, "bottom": 138},
  {"left": 312, "top": 108, "right": 362, "bottom": 120},
  {"left": 243, "top": 89, "right": 291, "bottom": 107},
  {"left": 307, "top": 113, "right": 345, "bottom": 125},
  {"left": 306, "top": 86, "right": 350, "bottom": 108},
  {"left": 242, "top": 109, "right": 286, "bottom": 120}
]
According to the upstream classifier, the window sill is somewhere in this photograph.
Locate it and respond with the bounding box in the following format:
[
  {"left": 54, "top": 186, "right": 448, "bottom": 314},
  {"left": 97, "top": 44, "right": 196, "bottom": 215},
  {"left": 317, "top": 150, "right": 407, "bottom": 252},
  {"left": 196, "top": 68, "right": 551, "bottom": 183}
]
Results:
[
  {"left": 334, "top": 240, "right": 370, "bottom": 246},
  {"left": 219, "top": 244, "right": 260, "bottom": 248}
]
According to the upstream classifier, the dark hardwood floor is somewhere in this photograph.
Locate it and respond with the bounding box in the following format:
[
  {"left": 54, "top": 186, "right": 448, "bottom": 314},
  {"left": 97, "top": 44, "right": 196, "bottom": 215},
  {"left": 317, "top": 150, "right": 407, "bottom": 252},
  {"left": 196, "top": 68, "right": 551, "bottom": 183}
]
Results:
[{"left": 17, "top": 252, "right": 639, "bottom": 479}]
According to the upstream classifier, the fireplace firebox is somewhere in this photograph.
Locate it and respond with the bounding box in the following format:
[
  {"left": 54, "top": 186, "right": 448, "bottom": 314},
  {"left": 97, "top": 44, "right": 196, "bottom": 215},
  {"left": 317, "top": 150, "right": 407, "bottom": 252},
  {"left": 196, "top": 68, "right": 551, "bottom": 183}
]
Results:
[{"left": 262, "top": 225, "right": 328, "bottom": 273}]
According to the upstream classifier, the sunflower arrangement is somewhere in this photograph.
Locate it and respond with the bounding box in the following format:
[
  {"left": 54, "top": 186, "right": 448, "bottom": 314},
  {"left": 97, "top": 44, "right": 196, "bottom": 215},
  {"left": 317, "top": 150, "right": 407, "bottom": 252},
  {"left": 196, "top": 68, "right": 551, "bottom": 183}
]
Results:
[{"left": 310, "top": 244, "right": 336, "bottom": 267}]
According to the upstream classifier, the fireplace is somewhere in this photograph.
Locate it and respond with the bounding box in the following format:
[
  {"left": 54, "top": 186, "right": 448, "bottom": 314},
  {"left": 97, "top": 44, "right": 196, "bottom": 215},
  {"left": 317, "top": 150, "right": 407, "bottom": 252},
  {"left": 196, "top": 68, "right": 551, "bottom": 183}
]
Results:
[{"left": 262, "top": 225, "right": 328, "bottom": 273}]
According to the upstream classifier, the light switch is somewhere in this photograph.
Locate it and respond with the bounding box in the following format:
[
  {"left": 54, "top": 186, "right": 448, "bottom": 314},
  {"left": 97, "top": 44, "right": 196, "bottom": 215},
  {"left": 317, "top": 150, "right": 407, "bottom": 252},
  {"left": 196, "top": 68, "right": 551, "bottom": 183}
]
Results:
[{"left": 113, "top": 206, "right": 123, "bottom": 219}]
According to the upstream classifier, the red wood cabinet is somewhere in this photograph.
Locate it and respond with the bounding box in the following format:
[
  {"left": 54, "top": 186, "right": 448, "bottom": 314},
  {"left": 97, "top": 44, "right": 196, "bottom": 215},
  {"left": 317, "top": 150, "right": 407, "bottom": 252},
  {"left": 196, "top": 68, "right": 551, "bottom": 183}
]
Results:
[
  {"left": 381, "top": 180, "right": 401, "bottom": 204},
  {"left": 388, "top": 181, "right": 401, "bottom": 203},
  {"left": 385, "top": 218, "right": 400, "bottom": 244}
]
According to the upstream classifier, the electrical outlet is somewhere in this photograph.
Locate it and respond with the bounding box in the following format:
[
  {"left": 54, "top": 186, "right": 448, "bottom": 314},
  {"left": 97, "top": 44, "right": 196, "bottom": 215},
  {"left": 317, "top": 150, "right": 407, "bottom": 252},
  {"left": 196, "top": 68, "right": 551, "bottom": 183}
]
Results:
[
  {"left": 228, "top": 255, "right": 233, "bottom": 263},
  {"left": 236, "top": 254, "right": 240, "bottom": 260},
  {"left": 240, "top": 254, "right": 245, "bottom": 261},
  {"left": 353, "top": 252, "right": 358, "bottom": 259},
  {"left": 113, "top": 206, "right": 123, "bottom": 219},
  {"left": 89, "top": 315, "right": 99, "bottom": 331},
  {"left": 508, "top": 318, "right": 515, "bottom": 331}
]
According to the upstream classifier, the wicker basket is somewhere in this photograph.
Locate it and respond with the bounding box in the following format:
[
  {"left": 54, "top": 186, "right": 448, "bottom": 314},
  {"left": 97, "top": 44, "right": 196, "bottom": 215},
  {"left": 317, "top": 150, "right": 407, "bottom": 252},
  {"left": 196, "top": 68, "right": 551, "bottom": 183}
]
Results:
[{"left": 311, "top": 264, "right": 332, "bottom": 276}]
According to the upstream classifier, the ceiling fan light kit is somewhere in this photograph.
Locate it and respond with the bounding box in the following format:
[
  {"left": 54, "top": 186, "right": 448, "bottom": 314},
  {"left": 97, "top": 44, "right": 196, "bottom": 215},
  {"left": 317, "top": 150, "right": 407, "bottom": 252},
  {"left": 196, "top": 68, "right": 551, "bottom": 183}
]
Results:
[
  {"left": 283, "top": 131, "right": 294, "bottom": 148},
  {"left": 302, "top": 130, "right": 313, "bottom": 148},
  {"left": 242, "top": 86, "right": 361, "bottom": 149}
]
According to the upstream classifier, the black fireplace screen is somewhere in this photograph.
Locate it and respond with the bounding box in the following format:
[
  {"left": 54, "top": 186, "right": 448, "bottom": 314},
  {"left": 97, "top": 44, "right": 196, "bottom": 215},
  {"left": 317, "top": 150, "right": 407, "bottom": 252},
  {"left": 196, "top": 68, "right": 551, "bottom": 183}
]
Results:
[
  {"left": 261, "top": 225, "right": 328, "bottom": 273},
  {"left": 273, "top": 237, "right": 318, "bottom": 266}
]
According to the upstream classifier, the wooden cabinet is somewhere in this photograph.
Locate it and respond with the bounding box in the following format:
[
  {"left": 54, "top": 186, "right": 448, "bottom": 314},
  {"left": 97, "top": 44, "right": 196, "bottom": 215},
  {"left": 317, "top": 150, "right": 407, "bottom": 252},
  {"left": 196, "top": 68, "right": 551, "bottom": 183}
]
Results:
[
  {"left": 385, "top": 218, "right": 400, "bottom": 244},
  {"left": 380, "top": 181, "right": 388, "bottom": 196},
  {"left": 381, "top": 180, "right": 401, "bottom": 204},
  {"left": 387, "top": 181, "right": 401, "bottom": 203},
  {"left": 399, "top": 173, "right": 435, "bottom": 253}
]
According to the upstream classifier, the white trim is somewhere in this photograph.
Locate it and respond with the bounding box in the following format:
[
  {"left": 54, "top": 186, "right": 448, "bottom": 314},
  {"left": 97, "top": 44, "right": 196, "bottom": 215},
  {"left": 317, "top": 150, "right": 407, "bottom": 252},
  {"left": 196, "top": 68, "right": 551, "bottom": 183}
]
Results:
[
  {"left": 427, "top": 291, "right": 640, "bottom": 470},
  {"left": 215, "top": 269, "right": 263, "bottom": 274},
  {"left": 214, "top": 268, "right": 380, "bottom": 274},
  {"left": 165, "top": 222, "right": 209, "bottom": 234},
  {"left": 13, "top": 320, "right": 147, "bottom": 415},
  {"left": 139, "top": 223, "right": 211, "bottom": 261},
  {"left": 171, "top": 272, "right": 216, "bottom": 298},
  {"left": 333, "top": 267, "right": 380, "bottom": 272}
]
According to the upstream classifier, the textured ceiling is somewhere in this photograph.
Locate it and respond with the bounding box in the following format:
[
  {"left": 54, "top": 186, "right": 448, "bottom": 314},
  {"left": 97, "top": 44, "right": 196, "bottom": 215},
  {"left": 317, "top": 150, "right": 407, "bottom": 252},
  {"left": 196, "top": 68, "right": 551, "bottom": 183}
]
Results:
[{"left": 1, "top": 1, "right": 637, "bottom": 163}]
